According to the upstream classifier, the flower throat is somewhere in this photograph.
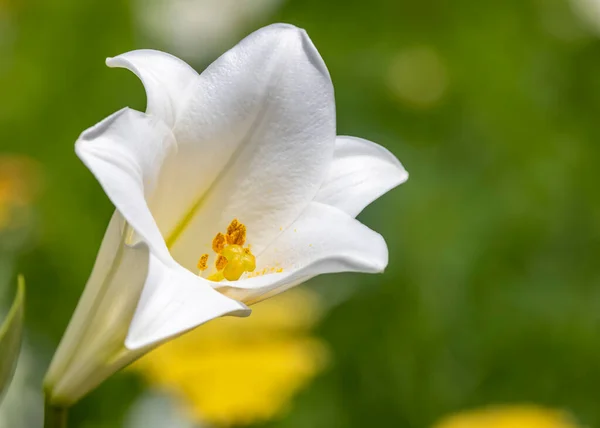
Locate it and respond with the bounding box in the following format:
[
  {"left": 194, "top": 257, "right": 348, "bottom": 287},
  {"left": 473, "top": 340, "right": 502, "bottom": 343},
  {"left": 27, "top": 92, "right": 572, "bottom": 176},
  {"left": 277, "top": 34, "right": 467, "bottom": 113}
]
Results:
[{"left": 197, "top": 219, "right": 256, "bottom": 281}]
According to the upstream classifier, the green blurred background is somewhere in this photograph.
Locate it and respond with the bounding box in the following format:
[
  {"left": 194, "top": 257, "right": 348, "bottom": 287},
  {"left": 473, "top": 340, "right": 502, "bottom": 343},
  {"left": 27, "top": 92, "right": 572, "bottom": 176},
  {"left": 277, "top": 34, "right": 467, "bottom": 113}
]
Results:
[{"left": 2, "top": 0, "right": 600, "bottom": 426}]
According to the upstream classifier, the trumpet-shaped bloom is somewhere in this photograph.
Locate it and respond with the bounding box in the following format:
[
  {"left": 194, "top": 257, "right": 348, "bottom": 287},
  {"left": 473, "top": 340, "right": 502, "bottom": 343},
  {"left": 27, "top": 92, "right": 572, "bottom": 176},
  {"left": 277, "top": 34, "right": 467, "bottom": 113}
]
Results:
[{"left": 44, "top": 23, "right": 408, "bottom": 405}]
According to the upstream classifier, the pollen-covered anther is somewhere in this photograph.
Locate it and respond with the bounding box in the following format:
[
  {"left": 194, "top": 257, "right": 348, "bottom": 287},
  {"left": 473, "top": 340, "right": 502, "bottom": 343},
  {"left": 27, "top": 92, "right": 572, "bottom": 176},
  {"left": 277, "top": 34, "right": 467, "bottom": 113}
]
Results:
[
  {"left": 197, "top": 254, "right": 209, "bottom": 272},
  {"left": 226, "top": 218, "right": 246, "bottom": 245},
  {"left": 215, "top": 255, "right": 228, "bottom": 271},
  {"left": 212, "top": 232, "right": 226, "bottom": 253}
]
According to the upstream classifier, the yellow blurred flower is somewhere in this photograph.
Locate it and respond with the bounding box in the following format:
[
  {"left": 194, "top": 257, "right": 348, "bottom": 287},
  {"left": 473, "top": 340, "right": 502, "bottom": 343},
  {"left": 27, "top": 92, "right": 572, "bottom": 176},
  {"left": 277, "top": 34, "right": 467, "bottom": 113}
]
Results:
[
  {"left": 0, "top": 155, "right": 39, "bottom": 230},
  {"left": 432, "top": 405, "right": 580, "bottom": 428},
  {"left": 132, "top": 288, "right": 328, "bottom": 427}
]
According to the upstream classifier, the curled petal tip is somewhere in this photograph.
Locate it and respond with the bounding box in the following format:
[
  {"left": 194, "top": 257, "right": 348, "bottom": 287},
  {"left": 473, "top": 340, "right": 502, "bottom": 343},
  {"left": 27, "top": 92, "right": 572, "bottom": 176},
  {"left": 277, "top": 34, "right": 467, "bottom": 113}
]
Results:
[
  {"left": 259, "top": 23, "right": 331, "bottom": 81},
  {"left": 371, "top": 233, "right": 389, "bottom": 273}
]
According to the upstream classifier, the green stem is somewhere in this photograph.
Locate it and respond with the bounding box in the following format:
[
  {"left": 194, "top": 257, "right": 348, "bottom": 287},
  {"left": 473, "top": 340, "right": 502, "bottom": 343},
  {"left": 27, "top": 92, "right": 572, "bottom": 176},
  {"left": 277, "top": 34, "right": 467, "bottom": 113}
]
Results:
[{"left": 44, "top": 400, "right": 68, "bottom": 428}]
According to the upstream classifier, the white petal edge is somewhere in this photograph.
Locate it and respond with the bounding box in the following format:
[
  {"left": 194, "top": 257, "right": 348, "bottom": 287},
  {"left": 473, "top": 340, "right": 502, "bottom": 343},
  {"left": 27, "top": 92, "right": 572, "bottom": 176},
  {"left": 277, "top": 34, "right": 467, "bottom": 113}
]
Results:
[
  {"left": 75, "top": 108, "right": 174, "bottom": 261},
  {"left": 314, "top": 136, "right": 408, "bottom": 218},
  {"left": 214, "top": 201, "right": 388, "bottom": 305},
  {"left": 106, "top": 50, "right": 199, "bottom": 127},
  {"left": 125, "top": 254, "right": 250, "bottom": 350}
]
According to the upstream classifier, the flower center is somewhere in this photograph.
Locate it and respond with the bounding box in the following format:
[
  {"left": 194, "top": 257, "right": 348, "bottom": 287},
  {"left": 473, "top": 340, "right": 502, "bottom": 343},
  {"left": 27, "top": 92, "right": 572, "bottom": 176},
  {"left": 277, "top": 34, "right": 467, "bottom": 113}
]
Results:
[{"left": 197, "top": 219, "right": 256, "bottom": 282}]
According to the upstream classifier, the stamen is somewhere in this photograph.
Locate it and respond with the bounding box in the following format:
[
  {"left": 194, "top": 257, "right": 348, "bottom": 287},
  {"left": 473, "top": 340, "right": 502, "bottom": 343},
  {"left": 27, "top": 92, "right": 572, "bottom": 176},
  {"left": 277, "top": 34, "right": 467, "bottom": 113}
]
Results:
[
  {"left": 212, "top": 233, "right": 226, "bottom": 253},
  {"left": 226, "top": 218, "right": 246, "bottom": 245},
  {"left": 205, "top": 219, "right": 256, "bottom": 282},
  {"left": 215, "top": 254, "right": 228, "bottom": 271},
  {"left": 197, "top": 254, "right": 209, "bottom": 271}
]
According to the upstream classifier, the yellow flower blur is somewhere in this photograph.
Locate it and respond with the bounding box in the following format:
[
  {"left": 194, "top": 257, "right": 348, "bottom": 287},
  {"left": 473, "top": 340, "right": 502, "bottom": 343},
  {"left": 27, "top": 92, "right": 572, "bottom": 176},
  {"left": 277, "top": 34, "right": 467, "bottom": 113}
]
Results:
[
  {"left": 132, "top": 288, "right": 328, "bottom": 427},
  {"left": 432, "top": 405, "right": 580, "bottom": 428},
  {"left": 0, "top": 155, "right": 39, "bottom": 230}
]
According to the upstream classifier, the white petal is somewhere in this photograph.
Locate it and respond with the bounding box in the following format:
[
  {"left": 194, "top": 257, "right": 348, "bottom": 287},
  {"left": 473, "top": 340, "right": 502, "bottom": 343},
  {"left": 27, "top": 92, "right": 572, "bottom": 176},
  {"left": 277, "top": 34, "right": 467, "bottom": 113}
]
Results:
[
  {"left": 148, "top": 23, "right": 336, "bottom": 270},
  {"left": 214, "top": 202, "right": 388, "bottom": 305},
  {"left": 45, "top": 212, "right": 151, "bottom": 405},
  {"left": 125, "top": 254, "right": 250, "bottom": 350},
  {"left": 106, "top": 50, "right": 199, "bottom": 127},
  {"left": 75, "top": 108, "right": 174, "bottom": 260},
  {"left": 315, "top": 136, "right": 408, "bottom": 217}
]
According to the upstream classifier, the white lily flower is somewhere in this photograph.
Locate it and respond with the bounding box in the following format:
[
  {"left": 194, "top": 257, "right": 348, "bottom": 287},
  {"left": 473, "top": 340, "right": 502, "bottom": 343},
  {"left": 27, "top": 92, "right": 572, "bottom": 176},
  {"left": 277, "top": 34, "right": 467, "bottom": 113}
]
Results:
[{"left": 44, "top": 23, "right": 408, "bottom": 406}]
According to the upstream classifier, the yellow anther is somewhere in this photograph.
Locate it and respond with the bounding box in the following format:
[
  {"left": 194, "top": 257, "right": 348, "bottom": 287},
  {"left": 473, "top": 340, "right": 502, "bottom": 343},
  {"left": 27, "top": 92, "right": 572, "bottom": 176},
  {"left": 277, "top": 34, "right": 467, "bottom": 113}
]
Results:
[
  {"left": 212, "top": 232, "right": 226, "bottom": 253},
  {"left": 197, "top": 254, "right": 209, "bottom": 271},
  {"left": 226, "top": 219, "right": 246, "bottom": 245},
  {"left": 215, "top": 254, "right": 228, "bottom": 271}
]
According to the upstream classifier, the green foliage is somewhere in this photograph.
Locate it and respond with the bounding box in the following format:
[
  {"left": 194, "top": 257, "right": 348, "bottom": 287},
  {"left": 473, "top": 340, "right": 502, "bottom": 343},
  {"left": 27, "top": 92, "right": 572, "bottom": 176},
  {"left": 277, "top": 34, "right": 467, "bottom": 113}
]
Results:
[{"left": 0, "top": 276, "right": 24, "bottom": 404}]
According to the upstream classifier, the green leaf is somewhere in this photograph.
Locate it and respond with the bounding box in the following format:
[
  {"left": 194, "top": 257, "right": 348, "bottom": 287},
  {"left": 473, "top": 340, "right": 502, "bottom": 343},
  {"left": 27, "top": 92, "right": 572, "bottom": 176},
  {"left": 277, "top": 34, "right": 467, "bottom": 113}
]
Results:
[{"left": 0, "top": 275, "right": 25, "bottom": 404}]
